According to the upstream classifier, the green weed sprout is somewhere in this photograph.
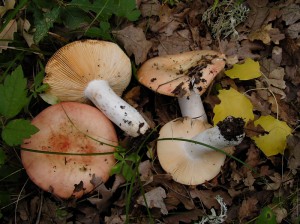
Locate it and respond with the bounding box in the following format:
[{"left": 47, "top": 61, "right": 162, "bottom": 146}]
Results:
[{"left": 202, "top": 0, "right": 250, "bottom": 39}]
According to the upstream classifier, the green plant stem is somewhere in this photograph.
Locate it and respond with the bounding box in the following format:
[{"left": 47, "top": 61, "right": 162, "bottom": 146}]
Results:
[
  {"left": 0, "top": 167, "right": 24, "bottom": 182},
  {"left": 20, "top": 147, "right": 115, "bottom": 156},
  {"left": 124, "top": 127, "right": 158, "bottom": 223},
  {"left": 84, "top": 0, "right": 110, "bottom": 35}
]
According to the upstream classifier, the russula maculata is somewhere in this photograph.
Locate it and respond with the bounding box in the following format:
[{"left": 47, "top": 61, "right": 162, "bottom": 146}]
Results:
[
  {"left": 157, "top": 116, "right": 245, "bottom": 185},
  {"left": 21, "top": 102, "right": 118, "bottom": 199},
  {"left": 42, "top": 40, "right": 149, "bottom": 137},
  {"left": 137, "top": 50, "right": 226, "bottom": 121}
]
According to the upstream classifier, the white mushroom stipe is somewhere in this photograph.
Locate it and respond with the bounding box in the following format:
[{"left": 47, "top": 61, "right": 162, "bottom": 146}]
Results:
[
  {"left": 85, "top": 80, "right": 149, "bottom": 137},
  {"left": 185, "top": 125, "right": 245, "bottom": 156},
  {"left": 178, "top": 91, "right": 208, "bottom": 122}
]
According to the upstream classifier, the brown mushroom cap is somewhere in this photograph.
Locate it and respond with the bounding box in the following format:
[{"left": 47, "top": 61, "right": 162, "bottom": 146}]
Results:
[
  {"left": 137, "top": 50, "right": 226, "bottom": 97},
  {"left": 43, "top": 40, "right": 131, "bottom": 103},
  {"left": 21, "top": 102, "right": 118, "bottom": 199},
  {"left": 157, "top": 117, "right": 231, "bottom": 185}
]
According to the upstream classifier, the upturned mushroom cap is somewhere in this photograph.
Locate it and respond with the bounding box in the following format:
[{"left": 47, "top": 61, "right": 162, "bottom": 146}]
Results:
[
  {"left": 137, "top": 50, "right": 226, "bottom": 97},
  {"left": 43, "top": 40, "right": 131, "bottom": 103},
  {"left": 157, "top": 117, "right": 231, "bottom": 185},
  {"left": 21, "top": 102, "right": 118, "bottom": 199}
]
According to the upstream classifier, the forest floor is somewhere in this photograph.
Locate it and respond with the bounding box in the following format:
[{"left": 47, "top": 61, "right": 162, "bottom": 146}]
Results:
[{"left": 0, "top": 0, "right": 299, "bottom": 223}]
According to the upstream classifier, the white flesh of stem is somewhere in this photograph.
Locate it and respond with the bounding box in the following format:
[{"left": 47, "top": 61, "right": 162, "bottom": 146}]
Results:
[
  {"left": 178, "top": 91, "right": 208, "bottom": 122},
  {"left": 84, "top": 80, "right": 149, "bottom": 137},
  {"left": 184, "top": 125, "right": 245, "bottom": 157}
]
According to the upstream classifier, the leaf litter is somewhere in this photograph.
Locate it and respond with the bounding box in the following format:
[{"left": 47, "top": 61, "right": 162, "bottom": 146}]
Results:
[{"left": 2, "top": 0, "right": 300, "bottom": 223}]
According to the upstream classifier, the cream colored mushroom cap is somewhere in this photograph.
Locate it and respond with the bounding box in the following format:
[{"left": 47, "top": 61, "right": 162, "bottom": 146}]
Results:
[
  {"left": 44, "top": 40, "right": 131, "bottom": 103},
  {"left": 137, "top": 50, "right": 226, "bottom": 97},
  {"left": 21, "top": 102, "right": 118, "bottom": 199},
  {"left": 157, "top": 117, "right": 230, "bottom": 185}
]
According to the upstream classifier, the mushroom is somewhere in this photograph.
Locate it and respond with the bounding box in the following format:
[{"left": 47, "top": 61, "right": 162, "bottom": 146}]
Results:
[
  {"left": 137, "top": 50, "right": 226, "bottom": 121},
  {"left": 42, "top": 40, "right": 149, "bottom": 137},
  {"left": 21, "top": 102, "right": 118, "bottom": 199},
  {"left": 157, "top": 116, "right": 245, "bottom": 185}
]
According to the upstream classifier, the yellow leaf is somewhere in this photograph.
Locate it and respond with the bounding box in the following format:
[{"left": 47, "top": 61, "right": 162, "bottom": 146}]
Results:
[
  {"left": 0, "top": 0, "right": 15, "bottom": 18},
  {"left": 213, "top": 88, "right": 254, "bottom": 125},
  {"left": 251, "top": 115, "right": 292, "bottom": 157},
  {"left": 225, "top": 58, "right": 261, "bottom": 80}
]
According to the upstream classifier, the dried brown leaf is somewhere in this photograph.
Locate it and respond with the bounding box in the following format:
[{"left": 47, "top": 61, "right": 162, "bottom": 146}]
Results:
[
  {"left": 248, "top": 24, "right": 285, "bottom": 45},
  {"left": 88, "top": 174, "right": 124, "bottom": 212},
  {"left": 113, "top": 25, "right": 152, "bottom": 64},
  {"left": 0, "top": 19, "right": 17, "bottom": 53},
  {"left": 238, "top": 197, "right": 258, "bottom": 220},
  {"left": 138, "top": 160, "right": 153, "bottom": 182},
  {"left": 139, "top": 0, "right": 161, "bottom": 17},
  {"left": 287, "top": 22, "right": 300, "bottom": 39},
  {"left": 156, "top": 30, "right": 191, "bottom": 56},
  {"left": 190, "top": 189, "right": 232, "bottom": 209},
  {"left": 245, "top": 0, "right": 269, "bottom": 31},
  {"left": 287, "top": 132, "right": 300, "bottom": 174},
  {"left": 163, "top": 209, "right": 204, "bottom": 224},
  {"left": 281, "top": 4, "right": 300, "bottom": 25},
  {"left": 136, "top": 186, "right": 168, "bottom": 214}
]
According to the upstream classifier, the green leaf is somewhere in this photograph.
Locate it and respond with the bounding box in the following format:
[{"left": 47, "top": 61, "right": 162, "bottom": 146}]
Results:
[
  {"left": 70, "top": 0, "right": 140, "bottom": 22},
  {"left": 110, "top": 162, "right": 122, "bottom": 176},
  {"left": 2, "top": 119, "right": 39, "bottom": 146},
  {"left": 61, "top": 8, "right": 91, "bottom": 30},
  {"left": 256, "top": 207, "right": 277, "bottom": 224},
  {"left": 0, "top": 65, "right": 29, "bottom": 119},
  {"left": 113, "top": 0, "right": 141, "bottom": 21},
  {"left": 122, "top": 162, "right": 134, "bottom": 181},
  {"left": 0, "top": 148, "right": 6, "bottom": 167},
  {"left": 33, "top": 7, "right": 60, "bottom": 44},
  {"left": 85, "top": 22, "right": 112, "bottom": 40}
]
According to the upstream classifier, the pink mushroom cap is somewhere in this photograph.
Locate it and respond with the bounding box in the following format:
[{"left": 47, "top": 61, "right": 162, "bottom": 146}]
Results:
[{"left": 21, "top": 102, "right": 118, "bottom": 199}]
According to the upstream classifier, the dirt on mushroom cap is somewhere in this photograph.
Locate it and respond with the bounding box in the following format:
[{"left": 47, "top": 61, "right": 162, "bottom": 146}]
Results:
[{"left": 137, "top": 50, "right": 226, "bottom": 97}]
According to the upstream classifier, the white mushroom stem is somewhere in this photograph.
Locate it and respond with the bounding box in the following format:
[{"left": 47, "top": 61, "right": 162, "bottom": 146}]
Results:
[
  {"left": 84, "top": 80, "right": 149, "bottom": 137},
  {"left": 185, "top": 118, "right": 245, "bottom": 156},
  {"left": 178, "top": 91, "right": 207, "bottom": 122}
]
